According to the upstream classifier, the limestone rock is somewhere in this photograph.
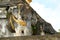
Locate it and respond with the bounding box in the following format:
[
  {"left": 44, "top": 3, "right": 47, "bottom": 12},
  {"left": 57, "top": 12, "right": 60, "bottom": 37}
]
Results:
[
  {"left": 0, "top": 0, "right": 57, "bottom": 36},
  {"left": 19, "top": 0, "right": 57, "bottom": 35}
]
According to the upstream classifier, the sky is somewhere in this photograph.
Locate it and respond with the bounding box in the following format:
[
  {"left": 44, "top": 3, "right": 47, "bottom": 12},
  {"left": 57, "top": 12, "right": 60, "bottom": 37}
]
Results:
[{"left": 30, "top": 0, "right": 60, "bottom": 32}]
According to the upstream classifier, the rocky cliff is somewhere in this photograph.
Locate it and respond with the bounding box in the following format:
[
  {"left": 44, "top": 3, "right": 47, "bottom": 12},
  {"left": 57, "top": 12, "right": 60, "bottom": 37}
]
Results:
[
  {"left": 19, "top": 0, "right": 57, "bottom": 35},
  {"left": 0, "top": 0, "right": 57, "bottom": 35}
]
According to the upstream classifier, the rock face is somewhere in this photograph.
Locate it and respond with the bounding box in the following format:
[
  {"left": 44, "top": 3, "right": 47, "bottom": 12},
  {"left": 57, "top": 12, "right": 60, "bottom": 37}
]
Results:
[
  {"left": 0, "top": 0, "right": 57, "bottom": 36},
  {"left": 19, "top": 0, "right": 57, "bottom": 35}
]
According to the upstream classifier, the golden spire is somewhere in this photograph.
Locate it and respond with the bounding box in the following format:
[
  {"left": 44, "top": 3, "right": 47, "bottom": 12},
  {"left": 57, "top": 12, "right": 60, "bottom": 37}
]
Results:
[{"left": 26, "top": 0, "right": 32, "bottom": 4}]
